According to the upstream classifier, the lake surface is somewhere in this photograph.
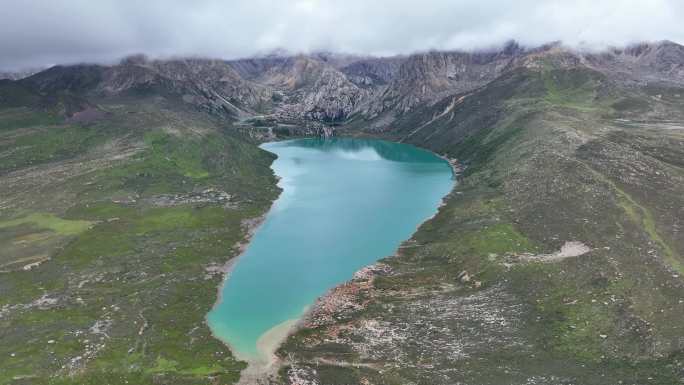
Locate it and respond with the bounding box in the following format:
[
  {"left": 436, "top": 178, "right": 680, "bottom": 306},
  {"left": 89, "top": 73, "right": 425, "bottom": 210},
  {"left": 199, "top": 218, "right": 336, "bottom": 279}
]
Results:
[{"left": 207, "top": 138, "right": 454, "bottom": 361}]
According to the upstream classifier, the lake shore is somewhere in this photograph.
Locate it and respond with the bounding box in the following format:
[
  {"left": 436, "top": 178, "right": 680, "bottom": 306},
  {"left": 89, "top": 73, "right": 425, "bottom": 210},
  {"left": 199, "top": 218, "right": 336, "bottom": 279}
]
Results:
[
  {"left": 207, "top": 138, "right": 454, "bottom": 383},
  {"left": 235, "top": 318, "right": 299, "bottom": 385},
  {"left": 204, "top": 173, "right": 283, "bottom": 372}
]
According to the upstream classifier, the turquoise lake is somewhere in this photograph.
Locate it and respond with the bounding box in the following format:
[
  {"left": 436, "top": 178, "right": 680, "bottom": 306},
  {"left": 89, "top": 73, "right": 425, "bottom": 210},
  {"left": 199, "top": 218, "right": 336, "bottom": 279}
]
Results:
[{"left": 207, "top": 138, "right": 454, "bottom": 361}]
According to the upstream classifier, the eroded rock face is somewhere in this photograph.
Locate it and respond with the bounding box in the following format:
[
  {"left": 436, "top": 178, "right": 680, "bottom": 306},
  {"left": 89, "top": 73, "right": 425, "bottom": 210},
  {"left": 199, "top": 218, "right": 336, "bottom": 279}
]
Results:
[
  {"left": 340, "top": 57, "right": 403, "bottom": 87},
  {"left": 369, "top": 49, "right": 519, "bottom": 114},
  {"left": 585, "top": 40, "right": 684, "bottom": 84},
  {"left": 19, "top": 41, "right": 684, "bottom": 126},
  {"left": 235, "top": 56, "right": 369, "bottom": 122}
]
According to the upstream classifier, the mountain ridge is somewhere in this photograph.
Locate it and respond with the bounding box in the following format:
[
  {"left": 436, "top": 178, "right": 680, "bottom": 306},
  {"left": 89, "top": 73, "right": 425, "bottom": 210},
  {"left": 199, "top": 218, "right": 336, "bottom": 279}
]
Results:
[
  {"left": 6, "top": 40, "right": 682, "bottom": 128},
  {"left": 1, "top": 39, "right": 683, "bottom": 385}
]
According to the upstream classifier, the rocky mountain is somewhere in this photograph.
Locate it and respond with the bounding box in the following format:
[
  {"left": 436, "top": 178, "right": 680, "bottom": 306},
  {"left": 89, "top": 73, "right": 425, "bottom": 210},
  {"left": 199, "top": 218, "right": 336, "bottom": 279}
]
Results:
[
  {"left": 9, "top": 40, "right": 684, "bottom": 126},
  {"left": 18, "top": 58, "right": 271, "bottom": 118},
  {"left": 229, "top": 55, "right": 368, "bottom": 122},
  {"left": 275, "top": 43, "right": 684, "bottom": 385},
  {"left": 1, "top": 40, "right": 683, "bottom": 385},
  {"left": 585, "top": 40, "right": 684, "bottom": 84}
]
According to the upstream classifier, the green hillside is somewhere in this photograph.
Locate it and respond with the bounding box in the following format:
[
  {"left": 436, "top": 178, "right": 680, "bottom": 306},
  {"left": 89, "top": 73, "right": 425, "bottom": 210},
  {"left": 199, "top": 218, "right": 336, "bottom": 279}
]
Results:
[{"left": 277, "top": 66, "right": 684, "bottom": 384}]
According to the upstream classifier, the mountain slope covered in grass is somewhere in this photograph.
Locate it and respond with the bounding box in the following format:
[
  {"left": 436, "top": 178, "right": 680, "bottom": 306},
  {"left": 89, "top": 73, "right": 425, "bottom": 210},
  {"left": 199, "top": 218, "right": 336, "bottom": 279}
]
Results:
[
  {"left": 276, "top": 56, "right": 684, "bottom": 385},
  {"left": 0, "top": 80, "right": 279, "bottom": 384},
  {"left": 0, "top": 41, "right": 683, "bottom": 384}
]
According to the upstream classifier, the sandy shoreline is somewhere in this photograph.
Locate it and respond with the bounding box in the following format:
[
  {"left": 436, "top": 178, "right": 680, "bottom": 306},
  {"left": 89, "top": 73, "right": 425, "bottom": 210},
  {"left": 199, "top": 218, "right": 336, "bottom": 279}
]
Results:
[
  {"left": 257, "top": 318, "right": 299, "bottom": 360},
  {"left": 204, "top": 142, "right": 292, "bottom": 381},
  {"left": 228, "top": 318, "right": 300, "bottom": 385}
]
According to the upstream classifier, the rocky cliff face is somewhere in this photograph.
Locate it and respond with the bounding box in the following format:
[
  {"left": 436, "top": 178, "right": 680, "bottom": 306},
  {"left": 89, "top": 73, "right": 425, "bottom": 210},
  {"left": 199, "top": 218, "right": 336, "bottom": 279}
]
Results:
[
  {"left": 339, "top": 57, "right": 403, "bottom": 87},
  {"left": 583, "top": 41, "right": 684, "bottom": 85},
  {"left": 14, "top": 40, "right": 684, "bottom": 127},
  {"left": 242, "top": 55, "right": 369, "bottom": 122},
  {"left": 369, "top": 48, "right": 522, "bottom": 114},
  {"left": 20, "top": 57, "right": 272, "bottom": 118}
]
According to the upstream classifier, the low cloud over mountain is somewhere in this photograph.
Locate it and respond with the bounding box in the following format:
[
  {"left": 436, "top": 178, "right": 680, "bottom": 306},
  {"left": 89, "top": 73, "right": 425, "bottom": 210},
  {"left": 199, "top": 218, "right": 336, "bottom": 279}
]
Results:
[{"left": 1, "top": 0, "right": 683, "bottom": 70}]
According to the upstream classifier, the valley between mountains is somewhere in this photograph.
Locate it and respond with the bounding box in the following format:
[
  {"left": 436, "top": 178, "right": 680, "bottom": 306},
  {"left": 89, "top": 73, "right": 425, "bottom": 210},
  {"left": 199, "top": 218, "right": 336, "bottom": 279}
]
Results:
[{"left": 1, "top": 41, "right": 683, "bottom": 384}]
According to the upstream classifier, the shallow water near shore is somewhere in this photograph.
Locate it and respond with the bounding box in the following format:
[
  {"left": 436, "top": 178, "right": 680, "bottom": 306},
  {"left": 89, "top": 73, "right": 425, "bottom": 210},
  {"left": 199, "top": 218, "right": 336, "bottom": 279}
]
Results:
[{"left": 207, "top": 138, "right": 454, "bottom": 362}]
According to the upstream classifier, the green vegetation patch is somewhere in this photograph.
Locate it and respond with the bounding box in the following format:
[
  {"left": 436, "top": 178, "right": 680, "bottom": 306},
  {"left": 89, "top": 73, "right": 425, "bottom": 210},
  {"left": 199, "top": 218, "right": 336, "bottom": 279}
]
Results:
[
  {"left": 0, "top": 213, "right": 93, "bottom": 236},
  {"left": 0, "top": 99, "right": 279, "bottom": 384},
  {"left": 143, "top": 130, "right": 210, "bottom": 179},
  {"left": 0, "top": 107, "right": 60, "bottom": 130},
  {"left": 0, "top": 123, "right": 112, "bottom": 172},
  {"left": 458, "top": 222, "right": 537, "bottom": 255},
  {"left": 540, "top": 68, "right": 612, "bottom": 113}
]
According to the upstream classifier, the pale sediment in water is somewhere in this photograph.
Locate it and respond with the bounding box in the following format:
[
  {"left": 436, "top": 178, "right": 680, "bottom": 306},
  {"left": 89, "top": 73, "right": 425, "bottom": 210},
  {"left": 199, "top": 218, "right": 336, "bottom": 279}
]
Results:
[
  {"left": 233, "top": 319, "right": 300, "bottom": 385},
  {"left": 257, "top": 318, "right": 299, "bottom": 363}
]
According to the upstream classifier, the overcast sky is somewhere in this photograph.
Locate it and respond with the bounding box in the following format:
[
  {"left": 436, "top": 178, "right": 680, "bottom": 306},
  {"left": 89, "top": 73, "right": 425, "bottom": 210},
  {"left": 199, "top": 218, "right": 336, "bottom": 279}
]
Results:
[{"left": 1, "top": 0, "right": 683, "bottom": 70}]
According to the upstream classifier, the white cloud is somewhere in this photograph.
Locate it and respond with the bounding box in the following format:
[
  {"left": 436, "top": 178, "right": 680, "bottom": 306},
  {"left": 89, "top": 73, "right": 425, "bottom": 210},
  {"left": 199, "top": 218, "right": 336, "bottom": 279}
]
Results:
[{"left": 0, "top": 0, "right": 682, "bottom": 70}]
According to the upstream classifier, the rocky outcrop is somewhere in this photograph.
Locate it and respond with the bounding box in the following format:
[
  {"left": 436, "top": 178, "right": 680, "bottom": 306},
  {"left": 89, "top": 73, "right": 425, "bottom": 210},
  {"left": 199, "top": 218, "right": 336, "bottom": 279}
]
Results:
[
  {"left": 233, "top": 55, "right": 369, "bottom": 122},
  {"left": 583, "top": 40, "right": 684, "bottom": 85},
  {"left": 368, "top": 46, "right": 523, "bottom": 114},
  {"left": 15, "top": 40, "right": 684, "bottom": 126},
  {"left": 21, "top": 57, "right": 273, "bottom": 118},
  {"left": 339, "top": 57, "right": 403, "bottom": 87}
]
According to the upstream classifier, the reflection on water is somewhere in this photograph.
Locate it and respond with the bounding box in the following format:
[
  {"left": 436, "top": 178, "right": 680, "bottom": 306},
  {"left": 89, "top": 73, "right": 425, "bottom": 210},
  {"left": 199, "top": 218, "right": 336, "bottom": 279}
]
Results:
[{"left": 281, "top": 138, "right": 446, "bottom": 163}]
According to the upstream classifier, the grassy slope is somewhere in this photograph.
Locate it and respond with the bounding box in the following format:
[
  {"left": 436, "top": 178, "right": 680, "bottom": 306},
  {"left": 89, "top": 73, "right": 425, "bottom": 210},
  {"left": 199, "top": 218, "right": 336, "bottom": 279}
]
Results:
[
  {"left": 2, "top": 63, "right": 683, "bottom": 385},
  {"left": 277, "top": 67, "right": 684, "bottom": 384},
  {"left": 0, "top": 88, "right": 279, "bottom": 384}
]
